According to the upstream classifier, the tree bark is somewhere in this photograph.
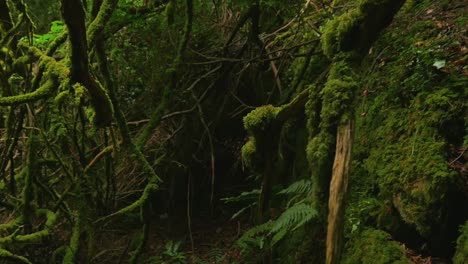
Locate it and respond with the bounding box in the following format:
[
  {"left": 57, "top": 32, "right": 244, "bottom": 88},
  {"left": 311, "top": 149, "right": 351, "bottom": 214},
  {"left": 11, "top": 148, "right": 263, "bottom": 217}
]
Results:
[
  {"left": 326, "top": 120, "right": 354, "bottom": 264},
  {"left": 61, "top": 0, "right": 113, "bottom": 127}
]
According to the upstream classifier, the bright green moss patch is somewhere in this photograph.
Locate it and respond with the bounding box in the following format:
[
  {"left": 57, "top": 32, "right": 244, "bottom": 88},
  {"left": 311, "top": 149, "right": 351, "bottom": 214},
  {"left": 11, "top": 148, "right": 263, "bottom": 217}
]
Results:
[
  {"left": 241, "top": 138, "right": 257, "bottom": 169},
  {"left": 0, "top": 78, "right": 57, "bottom": 106},
  {"left": 453, "top": 221, "right": 468, "bottom": 264},
  {"left": 322, "top": 0, "right": 406, "bottom": 58},
  {"left": 342, "top": 228, "right": 412, "bottom": 264},
  {"left": 243, "top": 105, "right": 280, "bottom": 136},
  {"left": 242, "top": 105, "right": 281, "bottom": 172}
]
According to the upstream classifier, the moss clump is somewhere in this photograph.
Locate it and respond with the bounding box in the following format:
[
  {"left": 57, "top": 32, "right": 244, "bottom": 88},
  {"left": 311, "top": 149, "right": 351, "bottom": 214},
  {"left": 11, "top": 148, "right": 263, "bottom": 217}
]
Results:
[
  {"left": 243, "top": 105, "right": 280, "bottom": 136},
  {"left": 453, "top": 221, "right": 468, "bottom": 264},
  {"left": 320, "top": 60, "right": 358, "bottom": 128},
  {"left": 306, "top": 132, "right": 334, "bottom": 168},
  {"left": 322, "top": 8, "right": 362, "bottom": 59},
  {"left": 241, "top": 105, "right": 281, "bottom": 172},
  {"left": 241, "top": 138, "right": 257, "bottom": 169},
  {"left": 365, "top": 133, "right": 455, "bottom": 235},
  {"left": 342, "top": 228, "right": 412, "bottom": 264},
  {"left": 322, "top": 0, "right": 406, "bottom": 58}
]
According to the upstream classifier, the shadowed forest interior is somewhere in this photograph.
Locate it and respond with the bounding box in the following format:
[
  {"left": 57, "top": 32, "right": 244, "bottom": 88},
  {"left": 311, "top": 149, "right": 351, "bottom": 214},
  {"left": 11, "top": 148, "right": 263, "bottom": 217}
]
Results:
[{"left": 0, "top": 0, "right": 466, "bottom": 263}]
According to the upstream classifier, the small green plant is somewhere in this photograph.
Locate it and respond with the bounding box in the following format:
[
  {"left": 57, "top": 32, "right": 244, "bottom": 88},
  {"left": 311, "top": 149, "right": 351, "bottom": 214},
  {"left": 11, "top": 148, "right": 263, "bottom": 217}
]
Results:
[
  {"left": 232, "top": 179, "right": 318, "bottom": 260},
  {"left": 147, "top": 241, "right": 186, "bottom": 264}
]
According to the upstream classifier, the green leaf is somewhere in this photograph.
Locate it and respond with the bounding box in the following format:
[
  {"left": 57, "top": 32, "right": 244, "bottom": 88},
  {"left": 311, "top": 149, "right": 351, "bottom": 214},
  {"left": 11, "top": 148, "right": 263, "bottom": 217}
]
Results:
[{"left": 432, "top": 60, "right": 446, "bottom": 69}]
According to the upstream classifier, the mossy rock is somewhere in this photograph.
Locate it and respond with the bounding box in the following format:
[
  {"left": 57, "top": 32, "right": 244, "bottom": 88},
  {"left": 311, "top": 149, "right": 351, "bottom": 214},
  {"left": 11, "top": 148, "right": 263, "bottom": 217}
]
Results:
[
  {"left": 453, "top": 221, "right": 468, "bottom": 264},
  {"left": 365, "top": 133, "right": 455, "bottom": 235},
  {"left": 342, "top": 228, "right": 411, "bottom": 264}
]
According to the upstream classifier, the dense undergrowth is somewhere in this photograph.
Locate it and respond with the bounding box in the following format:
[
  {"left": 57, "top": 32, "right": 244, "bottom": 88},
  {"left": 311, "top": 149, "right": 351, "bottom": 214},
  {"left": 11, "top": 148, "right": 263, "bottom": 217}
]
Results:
[{"left": 0, "top": 0, "right": 466, "bottom": 263}]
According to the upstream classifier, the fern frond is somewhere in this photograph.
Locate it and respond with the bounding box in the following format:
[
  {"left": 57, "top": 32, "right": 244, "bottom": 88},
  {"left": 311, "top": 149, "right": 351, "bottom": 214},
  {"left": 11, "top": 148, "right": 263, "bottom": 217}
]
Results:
[
  {"left": 231, "top": 202, "right": 256, "bottom": 220},
  {"left": 278, "top": 179, "right": 312, "bottom": 196},
  {"left": 270, "top": 202, "right": 317, "bottom": 245},
  {"left": 222, "top": 189, "right": 260, "bottom": 203}
]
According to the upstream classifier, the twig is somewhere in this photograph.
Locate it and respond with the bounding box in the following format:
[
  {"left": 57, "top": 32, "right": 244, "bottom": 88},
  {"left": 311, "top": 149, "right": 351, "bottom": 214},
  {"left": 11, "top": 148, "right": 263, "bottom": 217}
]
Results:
[{"left": 450, "top": 146, "right": 467, "bottom": 165}]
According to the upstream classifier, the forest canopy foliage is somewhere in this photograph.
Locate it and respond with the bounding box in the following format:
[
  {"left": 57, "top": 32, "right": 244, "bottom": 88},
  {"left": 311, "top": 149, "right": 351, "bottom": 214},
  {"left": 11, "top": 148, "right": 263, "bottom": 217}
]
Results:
[{"left": 0, "top": 0, "right": 466, "bottom": 263}]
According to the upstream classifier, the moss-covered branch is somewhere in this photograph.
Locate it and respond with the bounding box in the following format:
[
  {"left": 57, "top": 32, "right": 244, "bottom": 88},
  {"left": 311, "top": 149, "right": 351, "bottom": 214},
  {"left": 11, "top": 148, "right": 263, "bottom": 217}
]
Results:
[
  {"left": 0, "top": 209, "right": 57, "bottom": 246},
  {"left": 95, "top": 183, "right": 158, "bottom": 224},
  {"left": 62, "top": 213, "right": 81, "bottom": 264},
  {"left": 0, "top": 248, "right": 31, "bottom": 264},
  {"left": 0, "top": 78, "right": 57, "bottom": 106},
  {"left": 61, "top": 0, "right": 113, "bottom": 127},
  {"left": 87, "top": 0, "right": 118, "bottom": 47}
]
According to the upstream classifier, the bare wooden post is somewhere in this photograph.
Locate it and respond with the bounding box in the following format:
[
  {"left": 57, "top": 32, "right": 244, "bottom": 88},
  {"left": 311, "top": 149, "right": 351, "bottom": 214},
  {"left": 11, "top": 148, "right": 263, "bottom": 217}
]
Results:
[{"left": 326, "top": 120, "right": 354, "bottom": 264}]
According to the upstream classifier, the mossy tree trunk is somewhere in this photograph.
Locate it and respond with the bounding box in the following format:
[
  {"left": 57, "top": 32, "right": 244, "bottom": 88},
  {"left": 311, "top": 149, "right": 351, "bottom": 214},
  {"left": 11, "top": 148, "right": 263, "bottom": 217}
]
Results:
[
  {"left": 61, "top": 0, "right": 113, "bottom": 128},
  {"left": 321, "top": 1, "right": 407, "bottom": 263}
]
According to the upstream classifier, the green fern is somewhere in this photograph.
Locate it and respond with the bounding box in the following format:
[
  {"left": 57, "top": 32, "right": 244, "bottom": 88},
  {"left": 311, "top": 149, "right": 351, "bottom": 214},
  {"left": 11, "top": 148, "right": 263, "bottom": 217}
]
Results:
[
  {"left": 236, "top": 220, "right": 273, "bottom": 254},
  {"left": 278, "top": 179, "right": 313, "bottom": 207},
  {"left": 222, "top": 189, "right": 260, "bottom": 203},
  {"left": 278, "top": 179, "right": 312, "bottom": 195},
  {"left": 223, "top": 189, "right": 260, "bottom": 220},
  {"left": 270, "top": 202, "right": 317, "bottom": 245}
]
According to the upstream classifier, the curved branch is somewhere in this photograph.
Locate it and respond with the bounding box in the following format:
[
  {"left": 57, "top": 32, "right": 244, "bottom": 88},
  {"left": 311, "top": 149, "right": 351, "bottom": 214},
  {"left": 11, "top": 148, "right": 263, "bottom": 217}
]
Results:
[
  {"left": 0, "top": 248, "right": 31, "bottom": 264},
  {"left": 0, "top": 78, "right": 57, "bottom": 106},
  {"left": 87, "top": 0, "right": 118, "bottom": 46},
  {"left": 0, "top": 209, "right": 57, "bottom": 246}
]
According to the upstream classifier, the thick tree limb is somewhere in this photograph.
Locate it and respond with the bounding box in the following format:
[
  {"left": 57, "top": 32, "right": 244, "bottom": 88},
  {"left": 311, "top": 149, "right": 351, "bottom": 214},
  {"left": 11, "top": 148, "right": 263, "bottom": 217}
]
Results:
[
  {"left": 61, "top": 0, "right": 113, "bottom": 127},
  {"left": 0, "top": 78, "right": 57, "bottom": 106},
  {"left": 87, "top": 0, "right": 118, "bottom": 47}
]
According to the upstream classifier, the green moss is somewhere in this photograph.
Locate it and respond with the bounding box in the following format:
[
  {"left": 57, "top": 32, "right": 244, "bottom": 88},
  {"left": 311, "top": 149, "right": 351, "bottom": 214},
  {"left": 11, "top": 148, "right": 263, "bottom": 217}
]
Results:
[
  {"left": 306, "top": 132, "right": 334, "bottom": 168},
  {"left": 322, "top": 8, "right": 363, "bottom": 59},
  {"left": 364, "top": 131, "right": 455, "bottom": 235},
  {"left": 0, "top": 209, "right": 57, "bottom": 246},
  {"left": 453, "top": 221, "right": 468, "bottom": 264},
  {"left": 86, "top": 0, "right": 118, "bottom": 47},
  {"left": 0, "top": 78, "right": 57, "bottom": 106},
  {"left": 243, "top": 105, "right": 280, "bottom": 136},
  {"left": 322, "top": 0, "right": 406, "bottom": 58},
  {"left": 342, "top": 229, "right": 412, "bottom": 264},
  {"left": 241, "top": 138, "right": 257, "bottom": 169},
  {"left": 347, "top": 0, "right": 466, "bottom": 238},
  {"left": 242, "top": 105, "right": 281, "bottom": 173},
  {"left": 63, "top": 214, "right": 81, "bottom": 264},
  {"left": 0, "top": 216, "right": 24, "bottom": 233},
  {"left": 0, "top": 249, "right": 31, "bottom": 264},
  {"left": 320, "top": 60, "right": 358, "bottom": 128},
  {"left": 96, "top": 183, "right": 159, "bottom": 224}
]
